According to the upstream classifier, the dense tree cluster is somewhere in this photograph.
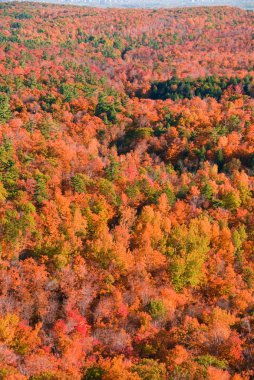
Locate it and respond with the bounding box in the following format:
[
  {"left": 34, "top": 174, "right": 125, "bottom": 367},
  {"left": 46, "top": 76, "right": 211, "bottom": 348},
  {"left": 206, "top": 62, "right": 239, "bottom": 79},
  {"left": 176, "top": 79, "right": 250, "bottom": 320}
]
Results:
[
  {"left": 0, "top": 2, "right": 254, "bottom": 379},
  {"left": 148, "top": 75, "right": 254, "bottom": 101}
]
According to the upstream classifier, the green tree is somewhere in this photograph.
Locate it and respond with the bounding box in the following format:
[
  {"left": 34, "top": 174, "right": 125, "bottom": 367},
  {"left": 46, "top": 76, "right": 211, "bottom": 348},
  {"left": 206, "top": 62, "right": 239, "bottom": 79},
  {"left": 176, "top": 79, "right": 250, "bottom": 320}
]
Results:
[
  {"left": 164, "top": 186, "right": 176, "bottom": 206},
  {"left": 61, "top": 83, "right": 78, "bottom": 102},
  {"left": 35, "top": 171, "right": 49, "bottom": 204},
  {"left": 201, "top": 182, "right": 213, "bottom": 201},
  {"left": 132, "top": 359, "right": 167, "bottom": 380},
  {"left": 99, "top": 178, "right": 118, "bottom": 206},
  {"left": 2, "top": 202, "right": 36, "bottom": 244},
  {"left": 0, "top": 93, "right": 11, "bottom": 124},
  {"left": 215, "top": 149, "right": 224, "bottom": 171},
  {"left": 83, "top": 367, "right": 105, "bottom": 380},
  {"left": 221, "top": 191, "right": 241, "bottom": 211},
  {"left": 0, "top": 139, "right": 18, "bottom": 199},
  {"left": 196, "top": 355, "right": 228, "bottom": 370},
  {"left": 71, "top": 173, "right": 87, "bottom": 194},
  {"left": 105, "top": 155, "right": 120, "bottom": 181},
  {"left": 95, "top": 92, "right": 120, "bottom": 124},
  {"left": 147, "top": 299, "right": 167, "bottom": 320},
  {"left": 168, "top": 218, "right": 211, "bottom": 291}
]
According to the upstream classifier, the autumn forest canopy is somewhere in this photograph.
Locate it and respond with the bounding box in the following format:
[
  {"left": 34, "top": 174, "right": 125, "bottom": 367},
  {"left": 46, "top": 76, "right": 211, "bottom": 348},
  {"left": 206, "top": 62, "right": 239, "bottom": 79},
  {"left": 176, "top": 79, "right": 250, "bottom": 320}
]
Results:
[{"left": 0, "top": 2, "right": 254, "bottom": 379}]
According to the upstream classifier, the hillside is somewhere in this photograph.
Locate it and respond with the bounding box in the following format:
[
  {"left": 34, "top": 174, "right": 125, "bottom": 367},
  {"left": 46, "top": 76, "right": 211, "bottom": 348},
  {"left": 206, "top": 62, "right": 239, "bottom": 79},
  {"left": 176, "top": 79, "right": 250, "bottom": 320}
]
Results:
[
  {"left": 0, "top": 3, "right": 254, "bottom": 379},
  {"left": 1, "top": 0, "right": 253, "bottom": 9}
]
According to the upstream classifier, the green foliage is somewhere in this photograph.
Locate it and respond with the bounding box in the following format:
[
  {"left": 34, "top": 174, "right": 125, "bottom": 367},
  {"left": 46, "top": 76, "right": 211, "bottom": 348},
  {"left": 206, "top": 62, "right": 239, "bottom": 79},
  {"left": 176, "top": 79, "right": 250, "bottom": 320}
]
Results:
[
  {"left": 24, "top": 74, "right": 38, "bottom": 89},
  {"left": 0, "top": 33, "right": 8, "bottom": 45},
  {"left": 71, "top": 173, "right": 87, "bottom": 194},
  {"left": 149, "top": 75, "right": 254, "bottom": 101},
  {"left": 164, "top": 186, "right": 176, "bottom": 206},
  {"left": 201, "top": 182, "right": 213, "bottom": 201},
  {"left": 24, "top": 39, "right": 40, "bottom": 49},
  {"left": 83, "top": 366, "right": 105, "bottom": 380},
  {"left": 168, "top": 218, "right": 210, "bottom": 291},
  {"left": 215, "top": 149, "right": 224, "bottom": 170},
  {"left": 61, "top": 83, "right": 78, "bottom": 102},
  {"left": 30, "top": 373, "right": 60, "bottom": 380},
  {"left": 137, "top": 178, "right": 161, "bottom": 204},
  {"left": 38, "top": 118, "right": 54, "bottom": 138},
  {"left": 105, "top": 155, "right": 120, "bottom": 181},
  {"left": 35, "top": 172, "right": 49, "bottom": 204},
  {"left": 194, "top": 146, "right": 206, "bottom": 161},
  {"left": 196, "top": 354, "right": 228, "bottom": 370},
  {"left": 132, "top": 359, "right": 167, "bottom": 380},
  {"left": 147, "top": 299, "right": 167, "bottom": 320},
  {"left": 243, "top": 267, "right": 254, "bottom": 288},
  {"left": 132, "top": 127, "right": 154, "bottom": 140},
  {"left": 0, "top": 139, "right": 18, "bottom": 199},
  {"left": 2, "top": 209, "right": 20, "bottom": 243},
  {"left": 176, "top": 185, "right": 189, "bottom": 200},
  {"left": 102, "top": 45, "right": 118, "bottom": 58},
  {"left": 2, "top": 202, "right": 36, "bottom": 244},
  {"left": 221, "top": 191, "right": 241, "bottom": 211},
  {"left": 126, "top": 182, "right": 141, "bottom": 199},
  {"left": 14, "top": 12, "right": 32, "bottom": 19},
  {"left": 95, "top": 92, "right": 120, "bottom": 124},
  {"left": 40, "top": 93, "right": 57, "bottom": 112},
  {"left": 11, "top": 22, "right": 21, "bottom": 29},
  {"left": 113, "top": 36, "right": 125, "bottom": 51},
  {"left": 0, "top": 93, "right": 11, "bottom": 124},
  {"left": 239, "top": 184, "right": 252, "bottom": 205},
  {"left": 0, "top": 182, "right": 7, "bottom": 202},
  {"left": 232, "top": 225, "right": 247, "bottom": 252},
  {"left": 99, "top": 178, "right": 118, "bottom": 206}
]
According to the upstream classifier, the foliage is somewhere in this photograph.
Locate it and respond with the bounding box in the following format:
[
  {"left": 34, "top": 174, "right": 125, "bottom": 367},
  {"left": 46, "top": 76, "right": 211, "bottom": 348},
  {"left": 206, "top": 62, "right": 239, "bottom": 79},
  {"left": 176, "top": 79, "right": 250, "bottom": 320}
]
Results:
[
  {"left": 0, "top": 3, "right": 252, "bottom": 379},
  {"left": 149, "top": 75, "right": 254, "bottom": 101},
  {"left": 147, "top": 299, "right": 167, "bottom": 320},
  {"left": 132, "top": 359, "right": 167, "bottom": 380},
  {"left": 168, "top": 218, "right": 211, "bottom": 291},
  {"left": 0, "top": 93, "right": 11, "bottom": 123}
]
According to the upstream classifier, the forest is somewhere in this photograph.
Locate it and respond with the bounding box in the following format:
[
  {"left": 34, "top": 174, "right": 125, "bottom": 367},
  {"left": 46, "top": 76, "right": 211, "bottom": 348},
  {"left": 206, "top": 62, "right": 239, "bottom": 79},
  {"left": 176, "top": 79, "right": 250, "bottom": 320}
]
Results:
[
  {"left": 0, "top": 2, "right": 254, "bottom": 379},
  {"left": 147, "top": 75, "right": 254, "bottom": 100}
]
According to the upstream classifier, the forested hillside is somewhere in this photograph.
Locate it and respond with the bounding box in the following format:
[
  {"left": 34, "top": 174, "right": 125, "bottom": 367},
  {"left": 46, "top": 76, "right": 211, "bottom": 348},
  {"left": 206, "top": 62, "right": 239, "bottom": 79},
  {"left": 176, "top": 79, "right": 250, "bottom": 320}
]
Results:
[{"left": 0, "top": 3, "right": 254, "bottom": 379}]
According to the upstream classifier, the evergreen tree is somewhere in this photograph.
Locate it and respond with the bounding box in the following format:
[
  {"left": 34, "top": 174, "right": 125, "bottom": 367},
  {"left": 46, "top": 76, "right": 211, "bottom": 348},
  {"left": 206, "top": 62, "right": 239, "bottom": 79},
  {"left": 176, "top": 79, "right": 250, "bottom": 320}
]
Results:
[{"left": 0, "top": 93, "right": 11, "bottom": 124}]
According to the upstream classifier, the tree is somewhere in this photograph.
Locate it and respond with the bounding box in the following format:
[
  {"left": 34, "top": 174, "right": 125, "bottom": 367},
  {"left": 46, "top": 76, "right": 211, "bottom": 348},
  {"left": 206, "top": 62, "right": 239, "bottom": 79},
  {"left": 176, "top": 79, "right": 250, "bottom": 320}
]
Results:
[
  {"left": 0, "top": 93, "right": 11, "bottom": 124},
  {"left": 168, "top": 218, "right": 211, "bottom": 291},
  {"left": 147, "top": 299, "right": 167, "bottom": 321},
  {"left": 132, "top": 359, "right": 167, "bottom": 380},
  {"left": 221, "top": 191, "right": 241, "bottom": 211},
  {"left": 95, "top": 92, "right": 120, "bottom": 124},
  {"left": 35, "top": 171, "right": 49, "bottom": 204},
  {"left": 0, "top": 138, "right": 18, "bottom": 199}
]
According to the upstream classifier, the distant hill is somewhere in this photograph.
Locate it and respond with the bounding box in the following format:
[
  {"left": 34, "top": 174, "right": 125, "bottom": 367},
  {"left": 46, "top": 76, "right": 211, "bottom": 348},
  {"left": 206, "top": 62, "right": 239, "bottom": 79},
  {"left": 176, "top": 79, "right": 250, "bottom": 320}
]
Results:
[{"left": 0, "top": 0, "right": 253, "bottom": 8}]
